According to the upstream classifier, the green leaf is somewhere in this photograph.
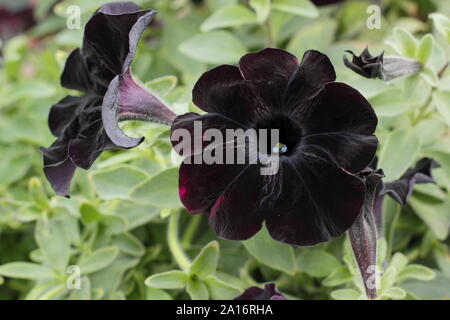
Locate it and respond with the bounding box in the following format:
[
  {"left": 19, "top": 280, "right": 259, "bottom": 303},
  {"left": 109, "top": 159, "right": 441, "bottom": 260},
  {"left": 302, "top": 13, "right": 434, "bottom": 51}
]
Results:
[
  {"left": 68, "top": 277, "right": 91, "bottom": 300},
  {"left": 243, "top": 226, "right": 297, "bottom": 275},
  {"left": 408, "top": 195, "right": 450, "bottom": 240},
  {"left": 397, "top": 265, "right": 435, "bottom": 282},
  {"left": 416, "top": 34, "right": 433, "bottom": 64},
  {"left": 430, "top": 13, "right": 450, "bottom": 44},
  {"left": 35, "top": 219, "right": 70, "bottom": 272},
  {"left": 380, "top": 287, "right": 406, "bottom": 300},
  {"left": 331, "top": 289, "right": 361, "bottom": 300},
  {"left": 80, "top": 202, "right": 103, "bottom": 223},
  {"left": 112, "top": 233, "right": 145, "bottom": 257},
  {"left": 401, "top": 272, "right": 450, "bottom": 299},
  {"left": 249, "top": 0, "right": 271, "bottom": 23},
  {"left": 322, "top": 266, "right": 353, "bottom": 287},
  {"left": 78, "top": 246, "right": 119, "bottom": 275},
  {"left": 378, "top": 128, "right": 421, "bottom": 181},
  {"left": 272, "top": 0, "right": 318, "bottom": 18},
  {"left": 190, "top": 241, "right": 219, "bottom": 279},
  {"left": 146, "top": 75, "right": 177, "bottom": 99},
  {"left": 145, "top": 270, "right": 187, "bottom": 289},
  {"left": 368, "top": 89, "right": 413, "bottom": 117},
  {"left": 130, "top": 168, "right": 181, "bottom": 209},
  {"left": 298, "top": 250, "right": 341, "bottom": 278},
  {"left": 389, "top": 253, "right": 408, "bottom": 274},
  {"left": 179, "top": 31, "right": 247, "bottom": 64},
  {"left": 0, "top": 262, "right": 55, "bottom": 280},
  {"left": 187, "top": 279, "right": 209, "bottom": 300},
  {"left": 204, "top": 276, "right": 241, "bottom": 300},
  {"left": 393, "top": 27, "right": 418, "bottom": 57},
  {"left": 28, "top": 177, "right": 49, "bottom": 209},
  {"left": 433, "top": 91, "right": 450, "bottom": 127},
  {"left": 381, "top": 266, "right": 398, "bottom": 291},
  {"left": 146, "top": 286, "right": 173, "bottom": 300},
  {"left": 91, "top": 165, "right": 149, "bottom": 200},
  {"left": 200, "top": 5, "right": 257, "bottom": 32},
  {"left": 420, "top": 67, "right": 439, "bottom": 87}
]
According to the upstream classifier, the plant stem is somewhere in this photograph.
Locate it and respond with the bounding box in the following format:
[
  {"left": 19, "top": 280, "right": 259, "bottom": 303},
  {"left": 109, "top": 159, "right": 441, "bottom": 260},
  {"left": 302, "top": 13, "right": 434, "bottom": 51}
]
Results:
[
  {"left": 167, "top": 210, "right": 191, "bottom": 272},
  {"left": 264, "top": 17, "right": 274, "bottom": 47},
  {"left": 181, "top": 214, "right": 202, "bottom": 248}
]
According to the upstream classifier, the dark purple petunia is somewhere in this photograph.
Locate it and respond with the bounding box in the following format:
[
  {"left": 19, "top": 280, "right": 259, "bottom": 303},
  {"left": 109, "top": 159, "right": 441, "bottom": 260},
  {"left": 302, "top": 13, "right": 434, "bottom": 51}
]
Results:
[
  {"left": 41, "top": 2, "right": 176, "bottom": 197},
  {"left": 235, "top": 283, "right": 287, "bottom": 300},
  {"left": 171, "top": 48, "right": 378, "bottom": 246},
  {"left": 344, "top": 47, "right": 421, "bottom": 81},
  {"left": 0, "top": 5, "right": 35, "bottom": 42}
]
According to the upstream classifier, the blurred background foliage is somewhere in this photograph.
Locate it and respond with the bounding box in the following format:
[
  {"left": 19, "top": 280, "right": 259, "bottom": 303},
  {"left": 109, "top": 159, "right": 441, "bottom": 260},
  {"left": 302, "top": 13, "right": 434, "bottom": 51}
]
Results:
[{"left": 0, "top": 0, "right": 449, "bottom": 300}]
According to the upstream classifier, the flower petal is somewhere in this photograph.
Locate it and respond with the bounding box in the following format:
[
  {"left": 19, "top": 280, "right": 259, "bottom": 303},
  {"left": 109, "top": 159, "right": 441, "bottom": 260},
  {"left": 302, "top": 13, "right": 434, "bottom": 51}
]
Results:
[
  {"left": 48, "top": 96, "right": 85, "bottom": 137},
  {"left": 283, "top": 50, "right": 336, "bottom": 110},
  {"left": 298, "top": 82, "right": 378, "bottom": 172},
  {"left": 239, "top": 48, "right": 298, "bottom": 110},
  {"left": 265, "top": 152, "right": 365, "bottom": 246},
  {"left": 102, "top": 72, "right": 176, "bottom": 148},
  {"left": 170, "top": 112, "right": 244, "bottom": 157},
  {"left": 381, "top": 158, "right": 439, "bottom": 205},
  {"left": 235, "top": 283, "right": 286, "bottom": 300},
  {"left": 60, "top": 49, "right": 93, "bottom": 92},
  {"left": 82, "top": 3, "right": 156, "bottom": 91},
  {"left": 208, "top": 164, "right": 264, "bottom": 240}
]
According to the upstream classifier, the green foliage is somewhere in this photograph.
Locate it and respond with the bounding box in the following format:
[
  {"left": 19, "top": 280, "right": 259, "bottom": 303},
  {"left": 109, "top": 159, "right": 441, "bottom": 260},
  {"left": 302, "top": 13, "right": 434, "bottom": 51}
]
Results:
[{"left": 0, "top": 0, "right": 449, "bottom": 301}]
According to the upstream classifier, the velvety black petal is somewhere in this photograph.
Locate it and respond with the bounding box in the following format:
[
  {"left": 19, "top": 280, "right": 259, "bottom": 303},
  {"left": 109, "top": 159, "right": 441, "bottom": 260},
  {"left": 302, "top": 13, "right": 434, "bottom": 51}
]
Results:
[
  {"left": 348, "top": 169, "right": 384, "bottom": 299},
  {"left": 179, "top": 160, "right": 252, "bottom": 215},
  {"left": 265, "top": 151, "right": 366, "bottom": 246},
  {"left": 208, "top": 164, "right": 264, "bottom": 240},
  {"left": 283, "top": 50, "right": 336, "bottom": 111},
  {"left": 81, "top": 2, "right": 156, "bottom": 92},
  {"left": 381, "top": 158, "right": 439, "bottom": 205},
  {"left": 170, "top": 112, "right": 244, "bottom": 157},
  {"left": 239, "top": 48, "right": 298, "bottom": 110},
  {"left": 299, "top": 82, "right": 378, "bottom": 172},
  {"left": 235, "top": 283, "right": 287, "bottom": 300},
  {"left": 102, "top": 72, "right": 176, "bottom": 148},
  {"left": 60, "top": 49, "right": 93, "bottom": 92},
  {"left": 48, "top": 96, "right": 85, "bottom": 137},
  {"left": 192, "top": 65, "right": 264, "bottom": 126}
]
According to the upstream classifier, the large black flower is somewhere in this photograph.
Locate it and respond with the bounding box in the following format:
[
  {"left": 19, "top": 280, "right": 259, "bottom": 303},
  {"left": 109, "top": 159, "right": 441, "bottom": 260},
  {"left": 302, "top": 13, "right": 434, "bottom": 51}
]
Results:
[
  {"left": 41, "top": 2, "right": 176, "bottom": 197},
  {"left": 235, "top": 283, "right": 286, "bottom": 300},
  {"left": 171, "top": 48, "right": 378, "bottom": 246}
]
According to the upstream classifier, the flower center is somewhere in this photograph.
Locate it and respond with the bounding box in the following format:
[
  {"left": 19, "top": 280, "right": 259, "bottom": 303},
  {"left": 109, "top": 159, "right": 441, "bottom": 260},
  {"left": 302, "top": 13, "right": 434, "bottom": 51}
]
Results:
[{"left": 254, "top": 113, "right": 301, "bottom": 156}]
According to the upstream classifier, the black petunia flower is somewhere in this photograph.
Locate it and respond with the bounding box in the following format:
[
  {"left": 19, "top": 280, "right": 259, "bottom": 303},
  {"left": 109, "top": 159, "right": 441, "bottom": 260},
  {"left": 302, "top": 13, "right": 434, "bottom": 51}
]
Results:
[
  {"left": 171, "top": 48, "right": 378, "bottom": 246},
  {"left": 344, "top": 47, "right": 421, "bottom": 81},
  {"left": 311, "top": 0, "right": 343, "bottom": 6},
  {"left": 235, "top": 283, "right": 287, "bottom": 300},
  {"left": 41, "top": 2, "right": 176, "bottom": 197}
]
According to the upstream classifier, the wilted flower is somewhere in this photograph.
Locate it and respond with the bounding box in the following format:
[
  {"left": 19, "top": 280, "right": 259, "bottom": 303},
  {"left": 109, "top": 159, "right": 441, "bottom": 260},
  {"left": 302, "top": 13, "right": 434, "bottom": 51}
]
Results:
[
  {"left": 235, "top": 283, "right": 287, "bottom": 300},
  {"left": 372, "top": 158, "right": 439, "bottom": 232},
  {"left": 171, "top": 48, "right": 378, "bottom": 246},
  {"left": 348, "top": 158, "right": 438, "bottom": 299},
  {"left": 41, "top": 2, "right": 176, "bottom": 197},
  {"left": 344, "top": 47, "right": 422, "bottom": 81}
]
